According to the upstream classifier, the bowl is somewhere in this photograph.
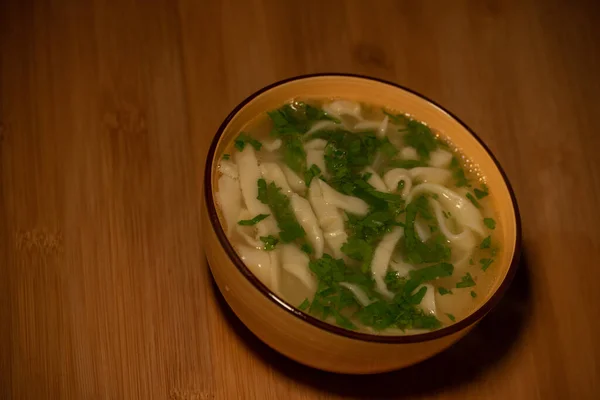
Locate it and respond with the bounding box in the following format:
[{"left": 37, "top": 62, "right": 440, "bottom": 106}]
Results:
[{"left": 202, "top": 74, "right": 521, "bottom": 374}]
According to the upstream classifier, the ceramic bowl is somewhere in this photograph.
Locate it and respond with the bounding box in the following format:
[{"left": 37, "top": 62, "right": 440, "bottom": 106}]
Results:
[{"left": 202, "top": 74, "right": 521, "bottom": 374}]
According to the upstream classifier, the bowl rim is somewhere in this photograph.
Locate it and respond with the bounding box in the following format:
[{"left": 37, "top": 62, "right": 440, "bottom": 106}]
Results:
[{"left": 204, "top": 73, "right": 522, "bottom": 344}]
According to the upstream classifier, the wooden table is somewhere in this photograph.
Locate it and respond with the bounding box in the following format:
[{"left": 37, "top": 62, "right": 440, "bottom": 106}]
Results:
[{"left": 2, "top": 0, "right": 599, "bottom": 398}]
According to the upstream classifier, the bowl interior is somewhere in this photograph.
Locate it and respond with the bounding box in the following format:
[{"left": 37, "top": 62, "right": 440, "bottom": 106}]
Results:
[{"left": 207, "top": 74, "right": 520, "bottom": 340}]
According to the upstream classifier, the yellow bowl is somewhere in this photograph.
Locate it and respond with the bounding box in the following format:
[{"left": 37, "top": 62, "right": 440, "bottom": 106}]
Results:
[{"left": 202, "top": 74, "right": 521, "bottom": 374}]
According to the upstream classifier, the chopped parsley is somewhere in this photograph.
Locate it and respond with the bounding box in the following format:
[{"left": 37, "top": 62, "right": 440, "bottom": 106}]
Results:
[
  {"left": 268, "top": 101, "right": 339, "bottom": 134},
  {"left": 234, "top": 133, "right": 262, "bottom": 151},
  {"left": 305, "top": 255, "right": 443, "bottom": 331},
  {"left": 438, "top": 287, "right": 453, "bottom": 296},
  {"left": 341, "top": 238, "right": 374, "bottom": 273},
  {"left": 379, "top": 137, "right": 398, "bottom": 158},
  {"left": 386, "top": 159, "right": 427, "bottom": 169},
  {"left": 466, "top": 192, "right": 482, "bottom": 208},
  {"left": 267, "top": 102, "right": 337, "bottom": 175},
  {"left": 450, "top": 157, "right": 471, "bottom": 187},
  {"left": 484, "top": 218, "right": 496, "bottom": 230},
  {"left": 303, "top": 164, "right": 322, "bottom": 187},
  {"left": 403, "top": 119, "right": 438, "bottom": 160},
  {"left": 222, "top": 154, "right": 230, "bottom": 160},
  {"left": 342, "top": 207, "right": 404, "bottom": 273},
  {"left": 474, "top": 185, "right": 489, "bottom": 199},
  {"left": 382, "top": 109, "right": 409, "bottom": 125},
  {"left": 257, "top": 179, "right": 305, "bottom": 242},
  {"left": 356, "top": 279, "right": 442, "bottom": 331},
  {"left": 446, "top": 313, "right": 456, "bottom": 322},
  {"left": 300, "top": 243, "right": 313, "bottom": 254},
  {"left": 480, "top": 258, "right": 494, "bottom": 271},
  {"left": 315, "top": 129, "right": 382, "bottom": 192},
  {"left": 456, "top": 272, "right": 476, "bottom": 288},
  {"left": 298, "top": 298, "right": 310, "bottom": 311},
  {"left": 403, "top": 196, "right": 451, "bottom": 264},
  {"left": 260, "top": 235, "right": 279, "bottom": 251},
  {"left": 480, "top": 236, "right": 491, "bottom": 249},
  {"left": 470, "top": 290, "right": 477, "bottom": 298},
  {"left": 238, "top": 213, "right": 270, "bottom": 226},
  {"left": 409, "top": 262, "right": 454, "bottom": 283}
]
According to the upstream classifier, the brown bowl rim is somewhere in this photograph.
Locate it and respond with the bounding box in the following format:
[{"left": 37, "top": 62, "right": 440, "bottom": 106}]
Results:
[{"left": 204, "top": 73, "right": 522, "bottom": 344}]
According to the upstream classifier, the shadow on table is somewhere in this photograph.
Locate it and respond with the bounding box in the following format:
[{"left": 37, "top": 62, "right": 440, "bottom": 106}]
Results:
[{"left": 211, "top": 251, "right": 532, "bottom": 399}]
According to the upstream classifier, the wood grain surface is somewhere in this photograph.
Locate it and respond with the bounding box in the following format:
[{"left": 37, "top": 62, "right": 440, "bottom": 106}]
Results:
[{"left": 1, "top": 0, "right": 599, "bottom": 398}]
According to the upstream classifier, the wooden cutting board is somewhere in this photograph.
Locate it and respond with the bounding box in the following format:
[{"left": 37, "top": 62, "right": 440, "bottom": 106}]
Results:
[{"left": 1, "top": 0, "right": 599, "bottom": 398}]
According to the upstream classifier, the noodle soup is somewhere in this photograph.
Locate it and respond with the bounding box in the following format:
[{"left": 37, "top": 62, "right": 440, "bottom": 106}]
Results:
[{"left": 215, "top": 100, "right": 500, "bottom": 335}]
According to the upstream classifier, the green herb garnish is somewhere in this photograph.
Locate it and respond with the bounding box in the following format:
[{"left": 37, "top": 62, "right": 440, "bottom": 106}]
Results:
[
  {"left": 222, "top": 154, "right": 230, "bottom": 160},
  {"left": 409, "top": 263, "right": 454, "bottom": 282},
  {"left": 303, "top": 164, "right": 322, "bottom": 187},
  {"left": 484, "top": 218, "right": 496, "bottom": 229},
  {"left": 470, "top": 291, "right": 477, "bottom": 298},
  {"left": 403, "top": 197, "right": 451, "bottom": 264},
  {"left": 267, "top": 102, "right": 337, "bottom": 175},
  {"left": 403, "top": 120, "right": 438, "bottom": 160},
  {"left": 446, "top": 313, "right": 456, "bottom": 322},
  {"left": 456, "top": 272, "right": 476, "bottom": 288},
  {"left": 386, "top": 159, "right": 426, "bottom": 169},
  {"left": 379, "top": 137, "right": 398, "bottom": 158},
  {"left": 260, "top": 235, "right": 279, "bottom": 251},
  {"left": 300, "top": 243, "right": 313, "bottom": 254},
  {"left": 480, "top": 258, "right": 494, "bottom": 271},
  {"left": 474, "top": 185, "right": 489, "bottom": 199},
  {"left": 438, "top": 287, "right": 453, "bottom": 296},
  {"left": 466, "top": 193, "right": 481, "bottom": 208},
  {"left": 298, "top": 298, "right": 310, "bottom": 311},
  {"left": 238, "top": 213, "right": 270, "bottom": 226},
  {"left": 480, "top": 236, "right": 491, "bottom": 249},
  {"left": 341, "top": 238, "right": 374, "bottom": 273},
  {"left": 450, "top": 157, "right": 470, "bottom": 187},
  {"left": 306, "top": 256, "right": 443, "bottom": 331},
  {"left": 234, "top": 133, "right": 262, "bottom": 151},
  {"left": 257, "top": 179, "right": 305, "bottom": 242},
  {"left": 315, "top": 130, "right": 382, "bottom": 192},
  {"left": 382, "top": 109, "right": 409, "bottom": 125}
]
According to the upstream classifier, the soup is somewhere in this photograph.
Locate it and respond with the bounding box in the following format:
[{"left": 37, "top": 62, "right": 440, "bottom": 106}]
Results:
[{"left": 215, "top": 100, "right": 500, "bottom": 335}]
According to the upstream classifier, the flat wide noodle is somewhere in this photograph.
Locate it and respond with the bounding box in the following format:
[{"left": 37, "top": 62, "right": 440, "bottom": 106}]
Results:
[
  {"left": 306, "top": 148, "right": 328, "bottom": 178},
  {"left": 323, "top": 100, "right": 363, "bottom": 120},
  {"left": 371, "top": 227, "right": 404, "bottom": 298},
  {"left": 260, "top": 162, "right": 294, "bottom": 195},
  {"left": 307, "top": 179, "right": 347, "bottom": 258},
  {"left": 218, "top": 160, "right": 239, "bottom": 179},
  {"left": 237, "top": 244, "right": 273, "bottom": 288},
  {"left": 428, "top": 149, "right": 453, "bottom": 168},
  {"left": 280, "top": 244, "right": 317, "bottom": 293},
  {"left": 290, "top": 194, "right": 324, "bottom": 258},
  {"left": 269, "top": 250, "right": 281, "bottom": 295},
  {"left": 216, "top": 174, "right": 242, "bottom": 235},
  {"left": 383, "top": 168, "right": 412, "bottom": 197},
  {"left": 262, "top": 138, "right": 282, "bottom": 152},
  {"left": 340, "top": 282, "right": 373, "bottom": 306},
  {"left": 319, "top": 179, "right": 369, "bottom": 216},
  {"left": 282, "top": 165, "right": 306, "bottom": 194},
  {"left": 409, "top": 167, "right": 452, "bottom": 185},
  {"left": 363, "top": 167, "right": 389, "bottom": 192},
  {"left": 235, "top": 147, "right": 278, "bottom": 237},
  {"left": 407, "top": 182, "right": 485, "bottom": 236},
  {"left": 417, "top": 284, "right": 437, "bottom": 316}
]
